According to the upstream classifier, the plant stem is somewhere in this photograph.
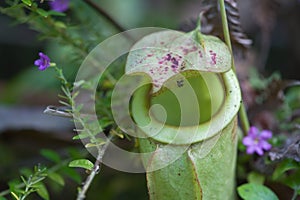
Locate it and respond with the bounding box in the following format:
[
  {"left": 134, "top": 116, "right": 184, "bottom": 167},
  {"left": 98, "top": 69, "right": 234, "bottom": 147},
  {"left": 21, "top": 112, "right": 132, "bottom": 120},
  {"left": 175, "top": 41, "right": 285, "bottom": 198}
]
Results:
[
  {"left": 76, "top": 136, "right": 112, "bottom": 200},
  {"left": 83, "top": 0, "right": 125, "bottom": 32},
  {"left": 0, "top": 183, "right": 25, "bottom": 197},
  {"left": 56, "top": 64, "right": 113, "bottom": 200},
  {"left": 218, "top": 0, "right": 250, "bottom": 134},
  {"left": 291, "top": 189, "right": 298, "bottom": 200},
  {"left": 238, "top": 104, "right": 250, "bottom": 135}
]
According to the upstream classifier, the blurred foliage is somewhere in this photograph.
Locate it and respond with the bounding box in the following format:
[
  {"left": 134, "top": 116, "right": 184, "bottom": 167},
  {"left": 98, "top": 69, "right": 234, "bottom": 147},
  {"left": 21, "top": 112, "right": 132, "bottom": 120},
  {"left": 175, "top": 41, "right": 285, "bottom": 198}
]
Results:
[{"left": 237, "top": 68, "right": 300, "bottom": 200}]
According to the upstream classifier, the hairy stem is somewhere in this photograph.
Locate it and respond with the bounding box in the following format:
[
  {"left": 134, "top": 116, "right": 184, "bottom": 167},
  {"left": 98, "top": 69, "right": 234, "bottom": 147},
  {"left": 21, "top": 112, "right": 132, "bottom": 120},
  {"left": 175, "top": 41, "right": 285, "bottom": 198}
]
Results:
[
  {"left": 76, "top": 136, "right": 112, "bottom": 200},
  {"left": 218, "top": 0, "right": 250, "bottom": 134}
]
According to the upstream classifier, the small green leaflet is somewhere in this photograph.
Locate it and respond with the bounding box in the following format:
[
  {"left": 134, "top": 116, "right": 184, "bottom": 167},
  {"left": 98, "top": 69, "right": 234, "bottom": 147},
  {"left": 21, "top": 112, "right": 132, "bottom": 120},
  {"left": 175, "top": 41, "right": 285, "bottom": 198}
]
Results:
[
  {"left": 40, "top": 149, "right": 61, "bottom": 163},
  {"left": 61, "top": 167, "right": 82, "bottom": 184},
  {"left": 21, "top": 0, "right": 32, "bottom": 6},
  {"left": 48, "top": 11, "right": 66, "bottom": 17},
  {"left": 34, "top": 183, "right": 49, "bottom": 200},
  {"left": 36, "top": 8, "right": 49, "bottom": 17},
  {"left": 48, "top": 172, "right": 65, "bottom": 186},
  {"left": 69, "top": 159, "right": 94, "bottom": 171},
  {"left": 238, "top": 183, "right": 279, "bottom": 200}
]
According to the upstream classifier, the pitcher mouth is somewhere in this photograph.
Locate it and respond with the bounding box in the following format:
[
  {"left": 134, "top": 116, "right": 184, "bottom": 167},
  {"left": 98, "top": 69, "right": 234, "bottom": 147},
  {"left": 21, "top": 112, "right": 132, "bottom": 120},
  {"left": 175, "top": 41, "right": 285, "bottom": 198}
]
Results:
[
  {"left": 130, "top": 69, "right": 241, "bottom": 145},
  {"left": 149, "top": 70, "right": 225, "bottom": 127}
]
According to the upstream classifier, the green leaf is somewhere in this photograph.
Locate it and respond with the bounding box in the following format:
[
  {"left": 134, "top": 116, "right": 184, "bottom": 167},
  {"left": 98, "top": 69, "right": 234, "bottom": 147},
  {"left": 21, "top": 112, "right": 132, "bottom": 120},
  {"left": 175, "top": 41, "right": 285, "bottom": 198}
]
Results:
[
  {"left": 20, "top": 167, "right": 32, "bottom": 177},
  {"left": 285, "top": 86, "right": 300, "bottom": 109},
  {"left": 48, "top": 172, "right": 65, "bottom": 186},
  {"left": 99, "top": 117, "right": 113, "bottom": 128},
  {"left": 85, "top": 142, "right": 105, "bottom": 148},
  {"left": 61, "top": 167, "right": 81, "bottom": 184},
  {"left": 8, "top": 179, "right": 22, "bottom": 194},
  {"left": 73, "top": 80, "right": 85, "bottom": 88},
  {"left": 48, "top": 11, "right": 66, "bottom": 17},
  {"left": 73, "top": 132, "right": 90, "bottom": 140},
  {"left": 34, "top": 183, "right": 49, "bottom": 200},
  {"left": 272, "top": 159, "right": 299, "bottom": 180},
  {"left": 247, "top": 172, "right": 265, "bottom": 185},
  {"left": 0, "top": 196, "right": 7, "bottom": 200},
  {"left": 36, "top": 8, "right": 49, "bottom": 17},
  {"left": 280, "top": 170, "right": 300, "bottom": 190},
  {"left": 40, "top": 149, "right": 61, "bottom": 163},
  {"left": 69, "top": 159, "right": 94, "bottom": 171},
  {"left": 21, "top": 0, "right": 32, "bottom": 6},
  {"left": 238, "top": 183, "right": 279, "bottom": 200}
]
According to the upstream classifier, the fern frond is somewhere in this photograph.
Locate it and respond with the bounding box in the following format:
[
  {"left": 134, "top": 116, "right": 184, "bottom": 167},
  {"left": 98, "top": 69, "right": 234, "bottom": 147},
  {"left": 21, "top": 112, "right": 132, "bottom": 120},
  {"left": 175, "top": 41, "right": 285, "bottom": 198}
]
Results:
[
  {"left": 202, "top": 0, "right": 252, "bottom": 51},
  {"left": 180, "top": 0, "right": 252, "bottom": 55}
]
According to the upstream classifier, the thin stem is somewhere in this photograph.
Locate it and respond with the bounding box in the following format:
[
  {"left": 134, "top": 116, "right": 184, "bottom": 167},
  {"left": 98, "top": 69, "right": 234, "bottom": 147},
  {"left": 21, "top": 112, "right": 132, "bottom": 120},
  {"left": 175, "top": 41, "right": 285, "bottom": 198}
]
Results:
[
  {"left": 239, "top": 104, "right": 250, "bottom": 135},
  {"left": 219, "top": 0, "right": 235, "bottom": 72},
  {"left": 195, "top": 13, "right": 204, "bottom": 44},
  {"left": 291, "top": 189, "right": 298, "bottom": 200},
  {"left": 57, "top": 64, "right": 113, "bottom": 200},
  {"left": 76, "top": 136, "right": 112, "bottom": 200},
  {"left": 218, "top": 0, "right": 250, "bottom": 134},
  {"left": 83, "top": 0, "right": 125, "bottom": 32}
]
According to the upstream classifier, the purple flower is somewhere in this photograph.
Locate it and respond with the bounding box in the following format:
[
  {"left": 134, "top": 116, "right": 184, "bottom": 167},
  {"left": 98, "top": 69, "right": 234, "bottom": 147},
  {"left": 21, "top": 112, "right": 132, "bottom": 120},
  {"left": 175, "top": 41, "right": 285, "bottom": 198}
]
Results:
[
  {"left": 49, "top": 0, "right": 69, "bottom": 12},
  {"left": 243, "top": 126, "right": 272, "bottom": 156},
  {"left": 34, "top": 52, "right": 51, "bottom": 71}
]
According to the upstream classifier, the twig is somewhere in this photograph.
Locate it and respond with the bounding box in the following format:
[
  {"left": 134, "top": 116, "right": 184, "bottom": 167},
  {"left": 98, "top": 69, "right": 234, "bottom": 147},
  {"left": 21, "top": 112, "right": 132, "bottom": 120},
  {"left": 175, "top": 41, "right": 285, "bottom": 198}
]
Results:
[
  {"left": 291, "top": 189, "right": 298, "bottom": 200},
  {"left": 218, "top": 0, "right": 250, "bottom": 134},
  {"left": 83, "top": 0, "right": 125, "bottom": 32},
  {"left": 76, "top": 136, "right": 112, "bottom": 200}
]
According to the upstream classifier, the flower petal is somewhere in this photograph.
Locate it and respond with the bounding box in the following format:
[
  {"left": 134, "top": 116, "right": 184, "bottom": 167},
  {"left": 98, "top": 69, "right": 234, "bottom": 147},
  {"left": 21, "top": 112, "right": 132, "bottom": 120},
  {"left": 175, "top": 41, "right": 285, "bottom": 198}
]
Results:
[
  {"left": 34, "top": 59, "right": 41, "bottom": 66},
  {"left": 260, "top": 141, "right": 272, "bottom": 151},
  {"left": 254, "top": 147, "right": 264, "bottom": 156},
  {"left": 39, "top": 65, "right": 47, "bottom": 70},
  {"left": 260, "top": 130, "right": 272, "bottom": 139},
  {"left": 248, "top": 126, "right": 259, "bottom": 137},
  {"left": 243, "top": 136, "right": 255, "bottom": 146},
  {"left": 246, "top": 145, "right": 256, "bottom": 154},
  {"left": 49, "top": 0, "right": 69, "bottom": 12}
]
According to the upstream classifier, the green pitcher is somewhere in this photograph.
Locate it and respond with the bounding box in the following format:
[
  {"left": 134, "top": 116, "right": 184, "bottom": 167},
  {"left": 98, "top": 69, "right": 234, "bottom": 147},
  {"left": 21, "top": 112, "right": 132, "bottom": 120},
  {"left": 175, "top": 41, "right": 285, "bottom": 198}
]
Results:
[{"left": 126, "top": 27, "right": 241, "bottom": 200}]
